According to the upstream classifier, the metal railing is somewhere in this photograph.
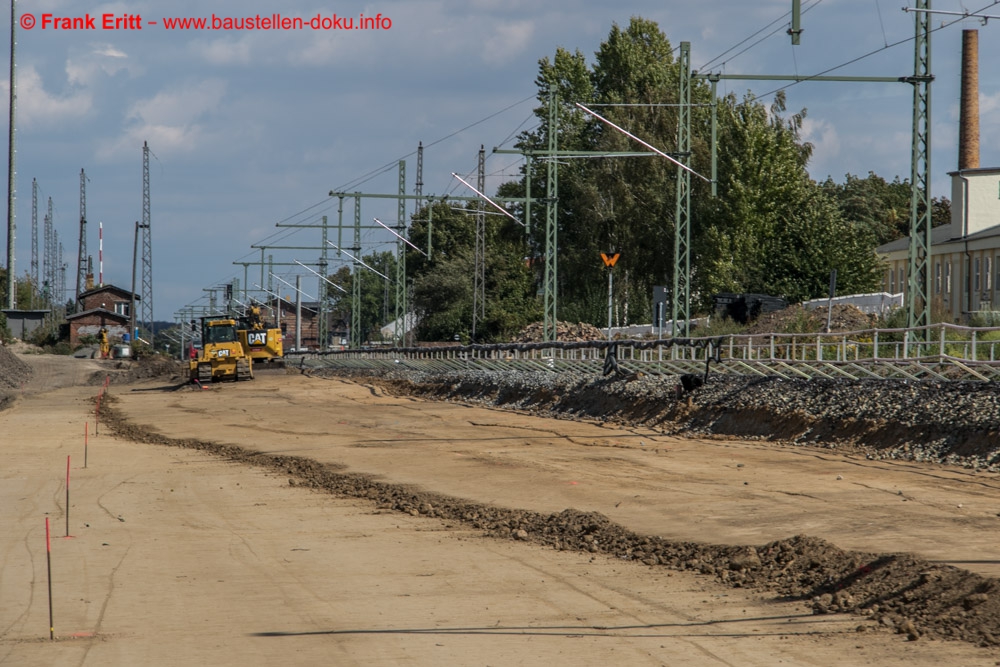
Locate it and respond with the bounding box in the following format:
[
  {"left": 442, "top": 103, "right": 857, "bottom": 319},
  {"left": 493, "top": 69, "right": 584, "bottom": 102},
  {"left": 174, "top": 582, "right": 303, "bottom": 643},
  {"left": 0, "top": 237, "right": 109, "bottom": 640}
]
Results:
[{"left": 298, "top": 323, "right": 1000, "bottom": 382}]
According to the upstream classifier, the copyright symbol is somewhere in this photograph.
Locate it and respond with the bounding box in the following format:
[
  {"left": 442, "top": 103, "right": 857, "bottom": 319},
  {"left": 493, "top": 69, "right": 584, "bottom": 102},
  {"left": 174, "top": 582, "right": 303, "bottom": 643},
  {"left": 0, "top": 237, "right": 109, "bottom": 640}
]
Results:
[{"left": 20, "top": 13, "right": 35, "bottom": 30}]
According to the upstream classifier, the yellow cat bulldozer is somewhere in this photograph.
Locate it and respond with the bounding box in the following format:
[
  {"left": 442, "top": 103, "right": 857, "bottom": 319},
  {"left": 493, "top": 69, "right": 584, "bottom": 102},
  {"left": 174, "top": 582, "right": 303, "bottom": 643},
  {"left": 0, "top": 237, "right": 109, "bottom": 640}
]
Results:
[
  {"left": 189, "top": 317, "right": 254, "bottom": 383},
  {"left": 237, "top": 304, "right": 284, "bottom": 365}
]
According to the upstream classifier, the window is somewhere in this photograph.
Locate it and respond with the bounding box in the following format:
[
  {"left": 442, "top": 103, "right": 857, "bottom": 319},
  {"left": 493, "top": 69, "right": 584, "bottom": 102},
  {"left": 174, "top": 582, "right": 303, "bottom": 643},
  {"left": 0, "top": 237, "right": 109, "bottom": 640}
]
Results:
[
  {"left": 114, "top": 301, "right": 129, "bottom": 317},
  {"left": 889, "top": 269, "right": 895, "bottom": 293},
  {"left": 964, "top": 259, "right": 970, "bottom": 293},
  {"left": 898, "top": 268, "right": 905, "bottom": 293},
  {"left": 946, "top": 261, "right": 952, "bottom": 293},
  {"left": 935, "top": 262, "right": 942, "bottom": 294},
  {"left": 975, "top": 258, "right": 981, "bottom": 292},
  {"left": 987, "top": 257, "right": 993, "bottom": 291}
]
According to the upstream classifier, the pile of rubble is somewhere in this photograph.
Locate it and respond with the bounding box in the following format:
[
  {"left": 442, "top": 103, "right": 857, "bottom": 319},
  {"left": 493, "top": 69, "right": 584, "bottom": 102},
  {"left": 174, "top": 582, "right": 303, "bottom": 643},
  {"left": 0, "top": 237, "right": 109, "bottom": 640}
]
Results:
[
  {"left": 512, "top": 320, "right": 607, "bottom": 343},
  {"left": 745, "top": 303, "right": 876, "bottom": 335}
]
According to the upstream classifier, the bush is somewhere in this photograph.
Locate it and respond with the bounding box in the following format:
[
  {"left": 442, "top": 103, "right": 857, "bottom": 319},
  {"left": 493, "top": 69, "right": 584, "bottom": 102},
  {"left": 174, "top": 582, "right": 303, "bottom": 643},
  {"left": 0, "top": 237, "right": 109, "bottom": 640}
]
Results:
[
  {"left": 27, "top": 323, "right": 60, "bottom": 347},
  {"left": 968, "top": 311, "right": 1000, "bottom": 328}
]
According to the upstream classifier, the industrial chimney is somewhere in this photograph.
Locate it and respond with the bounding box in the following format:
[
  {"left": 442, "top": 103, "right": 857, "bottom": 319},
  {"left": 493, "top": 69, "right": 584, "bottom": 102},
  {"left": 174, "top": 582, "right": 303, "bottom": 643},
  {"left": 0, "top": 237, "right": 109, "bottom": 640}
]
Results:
[{"left": 959, "top": 29, "right": 979, "bottom": 170}]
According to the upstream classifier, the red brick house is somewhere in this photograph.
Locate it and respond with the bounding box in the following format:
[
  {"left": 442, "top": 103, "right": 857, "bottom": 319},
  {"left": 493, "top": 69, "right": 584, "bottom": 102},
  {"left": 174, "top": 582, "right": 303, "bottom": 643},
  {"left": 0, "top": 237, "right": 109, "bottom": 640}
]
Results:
[
  {"left": 268, "top": 297, "right": 320, "bottom": 350},
  {"left": 66, "top": 284, "right": 139, "bottom": 346}
]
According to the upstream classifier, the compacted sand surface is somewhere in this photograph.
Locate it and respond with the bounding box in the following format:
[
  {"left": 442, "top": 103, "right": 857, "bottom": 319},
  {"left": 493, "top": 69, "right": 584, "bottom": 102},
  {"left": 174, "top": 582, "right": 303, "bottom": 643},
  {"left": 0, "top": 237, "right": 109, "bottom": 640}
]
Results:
[{"left": 2, "top": 353, "right": 999, "bottom": 666}]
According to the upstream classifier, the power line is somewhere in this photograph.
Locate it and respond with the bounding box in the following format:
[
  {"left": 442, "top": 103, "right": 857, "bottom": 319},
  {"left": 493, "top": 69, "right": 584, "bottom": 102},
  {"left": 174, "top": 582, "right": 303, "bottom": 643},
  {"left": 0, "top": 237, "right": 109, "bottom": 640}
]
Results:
[
  {"left": 698, "top": 0, "right": 824, "bottom": 72},
  {"left": 333, "top": 93, "right": 536, "bottom": 194},
  {"left": 751, "top": 0, "right": 1000, "bottom": 102}
]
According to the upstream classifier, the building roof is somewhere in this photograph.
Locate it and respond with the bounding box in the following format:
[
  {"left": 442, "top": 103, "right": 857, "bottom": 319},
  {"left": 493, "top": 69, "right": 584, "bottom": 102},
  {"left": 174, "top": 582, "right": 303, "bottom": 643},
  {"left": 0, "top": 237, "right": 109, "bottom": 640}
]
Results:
[
  {"left": 876, "top": 225, "right": 960, "bottom": 254},
  {"left": 947, "top": 167, "right": 1000, "bottom": 177},
  {"left": 78, "top": 283, "right": 140, "bottom": 301},
  {"left": 65, "top": 307, "right": 131, "bottom": 323}
]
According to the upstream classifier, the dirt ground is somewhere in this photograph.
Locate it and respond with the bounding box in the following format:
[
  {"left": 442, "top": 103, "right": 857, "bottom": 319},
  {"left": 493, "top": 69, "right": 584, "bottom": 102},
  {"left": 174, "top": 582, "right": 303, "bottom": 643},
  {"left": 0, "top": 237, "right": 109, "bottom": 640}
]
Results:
[{"left": 2, "top": 355, "right": 1000, "bottom": 665}]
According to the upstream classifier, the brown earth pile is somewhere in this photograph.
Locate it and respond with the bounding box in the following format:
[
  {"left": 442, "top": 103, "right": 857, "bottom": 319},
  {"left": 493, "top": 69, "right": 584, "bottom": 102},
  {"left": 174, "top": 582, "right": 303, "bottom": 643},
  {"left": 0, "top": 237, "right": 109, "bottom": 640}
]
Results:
[
  {"left": 86, "top": 354, "right": 186, "bottom": 386},
  {"left": 745, "top": 303, "right": 876, "bottom": 335},
  {"left": 0, "top": 344, "right": 32, "bottom": 389}
]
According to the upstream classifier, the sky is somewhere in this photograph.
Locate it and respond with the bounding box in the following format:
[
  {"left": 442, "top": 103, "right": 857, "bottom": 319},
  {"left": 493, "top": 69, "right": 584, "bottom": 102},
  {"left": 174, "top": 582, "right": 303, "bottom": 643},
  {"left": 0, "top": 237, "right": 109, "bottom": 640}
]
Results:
[{"left": 2, "top": 0, "right": 999, "bottom": 321}]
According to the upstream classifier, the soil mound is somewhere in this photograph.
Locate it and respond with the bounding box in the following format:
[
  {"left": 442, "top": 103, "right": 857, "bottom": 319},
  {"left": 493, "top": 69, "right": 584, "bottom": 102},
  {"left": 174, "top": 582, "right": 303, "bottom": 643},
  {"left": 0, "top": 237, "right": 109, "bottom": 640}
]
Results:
[
  {"left": 513, "top": 320, "right": 606, "bottom": 343},
  {"left": 0, "top": 344, "right": 33, "bottom": 389},
  {"left": 88, "top": 354, "right": 186, "bottom": 385},
  {"left": 745, "top": 303, "right": 875, "bottom": 335}
]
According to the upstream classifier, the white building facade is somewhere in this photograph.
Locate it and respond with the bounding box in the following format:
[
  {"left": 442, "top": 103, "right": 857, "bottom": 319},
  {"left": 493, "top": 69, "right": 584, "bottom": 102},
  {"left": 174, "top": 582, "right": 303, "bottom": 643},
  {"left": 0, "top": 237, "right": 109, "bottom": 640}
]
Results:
[{"left": 877, "top": 167, "right": 1000, "bottom": 321}]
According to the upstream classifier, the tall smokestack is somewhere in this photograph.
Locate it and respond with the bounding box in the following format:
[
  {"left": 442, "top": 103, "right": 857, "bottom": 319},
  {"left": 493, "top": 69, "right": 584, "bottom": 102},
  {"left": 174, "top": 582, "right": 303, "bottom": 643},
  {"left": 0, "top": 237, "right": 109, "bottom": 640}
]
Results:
[{"left": 959, "top": 29, "right": 980, "bottom": 170}]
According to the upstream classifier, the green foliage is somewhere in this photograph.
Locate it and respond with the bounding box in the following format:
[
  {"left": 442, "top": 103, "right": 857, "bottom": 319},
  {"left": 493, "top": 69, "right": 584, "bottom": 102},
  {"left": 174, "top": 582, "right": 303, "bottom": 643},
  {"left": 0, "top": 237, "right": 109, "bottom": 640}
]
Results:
[
  {"left": 698, "top": 316, "right": 746, "bottom": 337},
  {"left": 821, "top": 173, "right": 950, "bottom": 244},
  {"left": 131, "top": 338, "right": 154, "bottom": 359},
  {"left": 517, "top": 17, "right": 697, "bottom": 326},
  {"left": 0, "top": 311, "right": 10, "bottom": 343},
  {"left": 408, "top": 202, "right": 540, "bottom": 342},
  {"left": 968, "top": 311, "right": 1000, "bottom": 328},
  {"left": 21, "top": 318, "right": 72, "bottom": 354},
  {"left": 27, "top": 321, "right": 61, "bottom": 347},
  {"left": 501, "top": 16, "right": 888, "bottom": 330},
  {"left": 326, "top": 251, "right": 399, "bottom": 343},
  {"left": 696, "top": 92, "right": 884, "bottom": 303}
]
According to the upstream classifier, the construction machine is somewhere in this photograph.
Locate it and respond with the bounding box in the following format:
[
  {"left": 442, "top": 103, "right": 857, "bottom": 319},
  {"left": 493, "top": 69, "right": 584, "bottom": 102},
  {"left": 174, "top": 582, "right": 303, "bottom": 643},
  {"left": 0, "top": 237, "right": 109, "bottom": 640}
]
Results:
[
  {"left": 237, "top": 304, "right": 285, "bottom": 365},
  {"left": 189, "top": 317, "right": 254, "bottom": 383}
]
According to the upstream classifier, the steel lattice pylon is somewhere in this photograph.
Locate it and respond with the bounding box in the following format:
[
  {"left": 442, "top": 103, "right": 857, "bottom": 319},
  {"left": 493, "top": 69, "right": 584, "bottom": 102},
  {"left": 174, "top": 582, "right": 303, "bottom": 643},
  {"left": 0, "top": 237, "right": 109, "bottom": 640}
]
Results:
[
  {"left": 30, "top": 178, "right": 37, "bottom": 305},
  {"left": 395, "top": 160, "right": 406, "bottom": 343},
  {"left": 472, "top": 145, "right": 486, "bottom": 341},
  {"left": 318, "top": 214, "right": 328, "bottom": 349},
  {"left": 905, "top": 0, "right": 933, "bottom": 339},
  {"left": 44, "top": 197, "right": 53, "bottom": 303},
  {"left": 75, "top": 168, "right": 87, "bottom": 309},
  {"left": 543, "top": 91, "right": 559, "bottom": 342},
  {"left": 140, "top": 141, "right": 154, "bottom": 346},
  {"left": 351, "top": 195, "right": 362, "bottom": 348},
  {"left": 673, "top": 42, "right": 692, "bottom": 339}
]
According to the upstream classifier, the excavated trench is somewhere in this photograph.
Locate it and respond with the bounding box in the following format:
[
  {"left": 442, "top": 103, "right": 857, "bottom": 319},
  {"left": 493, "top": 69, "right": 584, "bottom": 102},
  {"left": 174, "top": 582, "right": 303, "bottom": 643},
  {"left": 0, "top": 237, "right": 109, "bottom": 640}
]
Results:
[{"left": 98, "top": 383, "right": 1000, "bottom": 649}]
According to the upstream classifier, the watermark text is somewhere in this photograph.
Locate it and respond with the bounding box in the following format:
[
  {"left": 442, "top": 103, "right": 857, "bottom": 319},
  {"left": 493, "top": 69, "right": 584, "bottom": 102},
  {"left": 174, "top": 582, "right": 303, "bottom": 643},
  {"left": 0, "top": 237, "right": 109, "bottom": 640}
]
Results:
[{"left": 19, "top": 12, "right": 393, "bottom": 31}]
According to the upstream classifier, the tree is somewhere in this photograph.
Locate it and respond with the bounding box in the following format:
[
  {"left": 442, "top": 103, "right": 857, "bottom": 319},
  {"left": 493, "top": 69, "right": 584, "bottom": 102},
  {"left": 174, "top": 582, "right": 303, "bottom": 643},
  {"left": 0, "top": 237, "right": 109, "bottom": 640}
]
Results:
[
  {"left": 409, "top": 201, "right": 539, "bottom": 342},
  {"left": 505, "top": 18, "right": 884, "bottom": 320},
  {"left": 325, "top": 251, "right": 398, "bottom": 343},
  {"left": 696, "top": 92, "right": 882, "bottom": 301},
  {"left": 821, "top": 172, "right": 951, "bottom": 245}
]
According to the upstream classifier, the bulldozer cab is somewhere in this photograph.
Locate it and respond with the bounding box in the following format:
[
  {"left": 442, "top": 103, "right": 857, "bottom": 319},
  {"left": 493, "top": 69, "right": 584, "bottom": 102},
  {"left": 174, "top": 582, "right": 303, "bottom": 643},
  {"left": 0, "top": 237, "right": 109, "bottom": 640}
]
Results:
[{"left": 206, "top": 321, "right": 238, "bottom": 344}]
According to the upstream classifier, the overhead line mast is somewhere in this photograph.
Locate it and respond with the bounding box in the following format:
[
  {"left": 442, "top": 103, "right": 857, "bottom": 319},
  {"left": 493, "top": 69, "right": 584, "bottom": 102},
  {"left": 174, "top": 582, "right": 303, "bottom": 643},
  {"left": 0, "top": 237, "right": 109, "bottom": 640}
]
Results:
[
  {"left": 140, "top": 141, "right": 154, "bottom": 346},
  {"left": 30, "top": 178, "right": 37, "bottom": 305},
  {"left": 76, "top": 168, "right": 87, "bottom": 309}
]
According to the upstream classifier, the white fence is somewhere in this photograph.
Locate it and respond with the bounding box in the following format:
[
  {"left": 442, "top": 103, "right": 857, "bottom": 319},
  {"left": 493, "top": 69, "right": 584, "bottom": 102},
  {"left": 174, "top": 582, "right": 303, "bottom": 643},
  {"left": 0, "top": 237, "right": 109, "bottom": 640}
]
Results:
[{"left": 302, "top": 322, "right": 1000, "bottom": 382}]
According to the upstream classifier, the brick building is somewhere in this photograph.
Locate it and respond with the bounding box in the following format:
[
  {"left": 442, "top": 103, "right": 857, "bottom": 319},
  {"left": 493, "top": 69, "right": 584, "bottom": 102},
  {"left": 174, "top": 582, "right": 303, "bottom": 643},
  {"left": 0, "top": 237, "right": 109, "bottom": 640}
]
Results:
[{"left": 65, "top": 284, "right": 139, "bottom": 346}]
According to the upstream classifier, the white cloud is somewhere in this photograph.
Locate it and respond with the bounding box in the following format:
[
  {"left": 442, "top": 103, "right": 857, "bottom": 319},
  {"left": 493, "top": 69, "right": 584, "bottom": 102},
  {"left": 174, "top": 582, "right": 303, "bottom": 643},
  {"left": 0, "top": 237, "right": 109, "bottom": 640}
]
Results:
[
  {"left": 482, "top": 20, "right": 535, "bottom": 66},
  {"left": 981, "top": 91, "right": 1000, "bottom": 115},
  {"left": 97, "top": 79, "right": 227, "bottom": 159},
  {"left": 1, "top": 65, "right": 91, "bottom": 127},
  {"left": 66, "top": 43, "right": 137, "bottom": 87},
  {"left": 801, "top": 116, "right": 840, "bottom": 160},
  {"left": 197, "top": 37, "right": 256, "bottom": 66}
]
